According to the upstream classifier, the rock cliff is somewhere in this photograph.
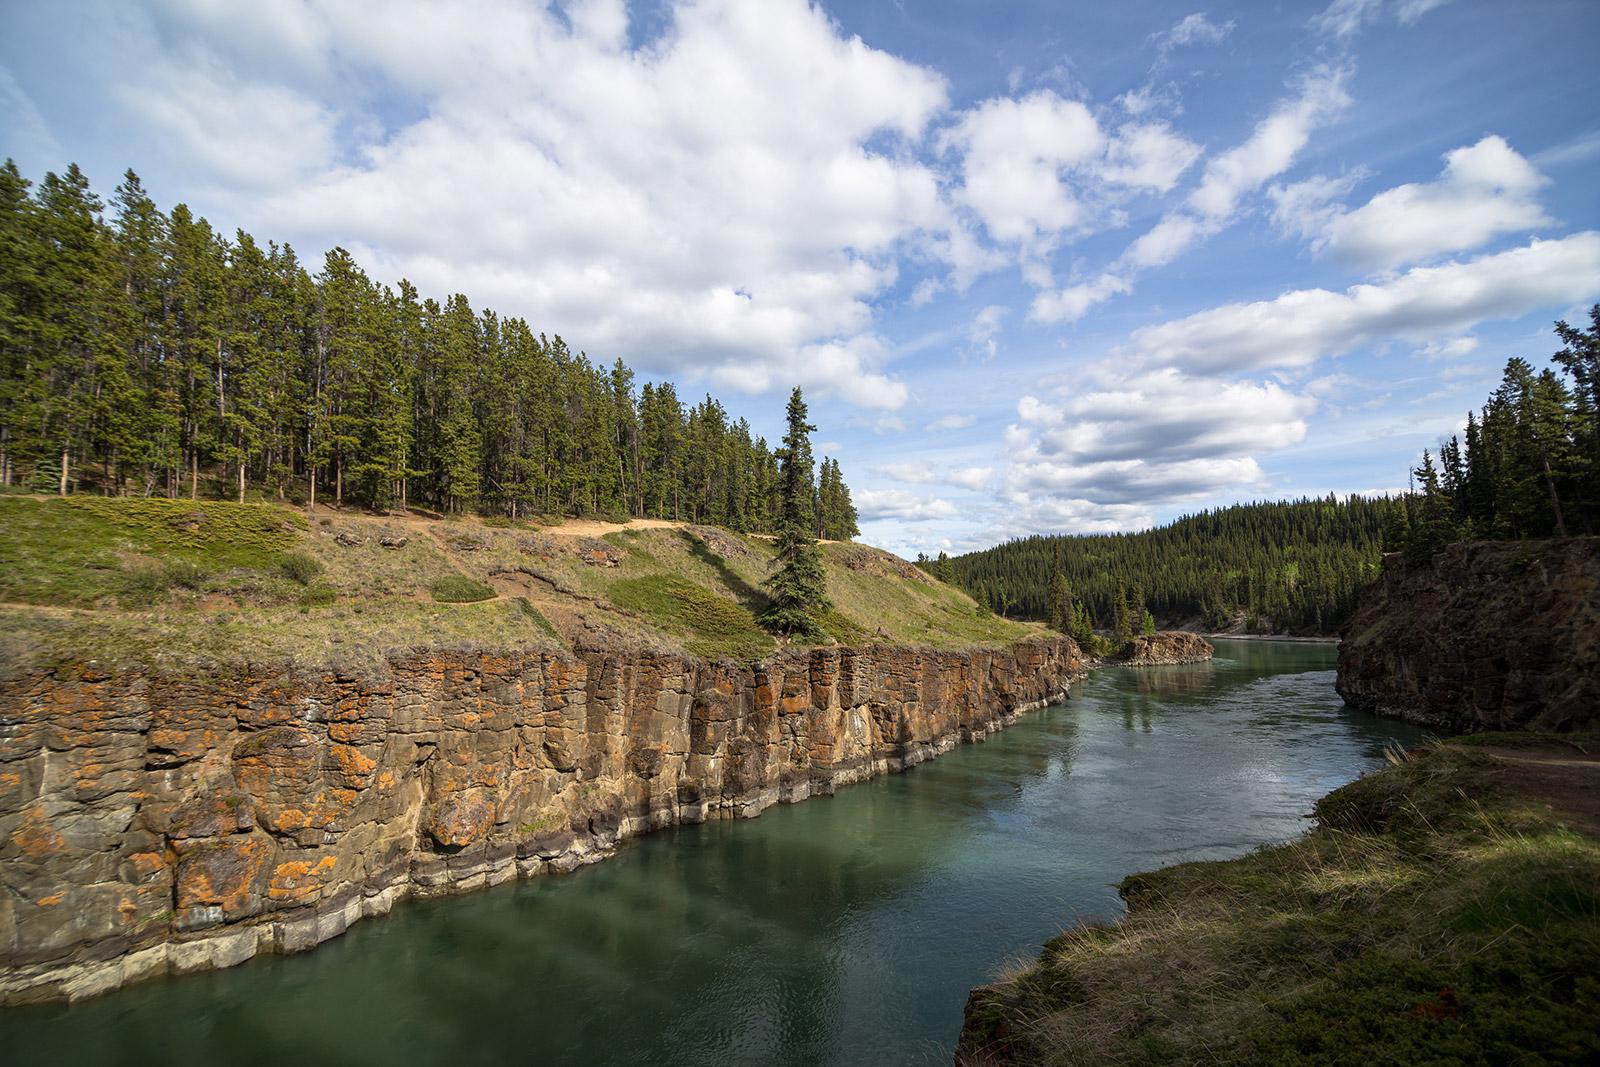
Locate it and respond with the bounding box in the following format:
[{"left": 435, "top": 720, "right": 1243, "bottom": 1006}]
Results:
[
  {"left": 1336, "top": 538, "right": 1600, "bottom": 733},
  {"left": 0, "top": 636, "right": 1084, "bottom": 1004},
  {"left": 1109, "top": 631, "right": 1214, "bottom": 666}
]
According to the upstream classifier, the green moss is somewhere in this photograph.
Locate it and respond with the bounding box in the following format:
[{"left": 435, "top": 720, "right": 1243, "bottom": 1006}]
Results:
[
  {"left": 0, "top": 496, "right": 306, "bottom": 606},
  {"left": 608, "top": 574, "right": 774, "bottom": 662},
  {"left": 429, "top": 576, "right": 497, "bottom": 603}
]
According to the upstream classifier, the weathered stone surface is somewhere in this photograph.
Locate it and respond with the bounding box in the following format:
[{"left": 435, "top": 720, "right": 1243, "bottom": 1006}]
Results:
[
  {"left": 0, "top": 636, "right": 1085, "bottom": 1003},
  {"left": 1111, "top": 631, "right": 1214, "bottom": 666},
  {"left": 1336, "top": 539, "right": 1600, "bottom": 733}
]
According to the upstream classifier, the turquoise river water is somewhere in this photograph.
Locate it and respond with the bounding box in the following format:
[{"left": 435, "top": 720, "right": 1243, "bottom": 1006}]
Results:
[{"left": 6, "top": 639, "right": 1425, "bottom": 1065}]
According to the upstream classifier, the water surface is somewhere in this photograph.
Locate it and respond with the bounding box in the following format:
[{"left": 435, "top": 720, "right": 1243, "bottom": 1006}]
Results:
[{"left": 7, "top": 639, "right": 1423, "bottom": 1065}]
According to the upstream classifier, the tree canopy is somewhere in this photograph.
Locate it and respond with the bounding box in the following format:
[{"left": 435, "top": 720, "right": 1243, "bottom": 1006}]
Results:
[
  {"left": 0, "top": 160, "right": 860, "bottom": 538},
  {"left": 1398, "top": 307, "right": 1600, "bottom": 558}
]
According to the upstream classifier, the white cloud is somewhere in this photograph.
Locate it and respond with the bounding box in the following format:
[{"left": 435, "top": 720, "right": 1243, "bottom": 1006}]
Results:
[
  {"left": 1133, "top": 231, "right": 1600, "bottom": 372},
  {"left": 967, "top": 304, "right": 1008, "bottom": 359},
  {"left": 1035, "top": 66, "right": 1351, "bottom": 321},
  {"left": 1313, "top": 0, "right": 1456, "bottom": 37},
  {"left": 1101, "top": 122, "right": 1203, "bottom": 191},
  {"left": 875, "top": 461, "right": 993, "bottom": 490},
  {"left": 1395, "top": 0, "right": 1456, "bottom": 25},
  {"left": 1276, "top": 136, "right": 1550, "bottom": 271},
  {"left": 940, "top": 90, "right": 1105, "bottom": 246},
  {"left": 116, "top": 53, "right": 340, "bottom": 191},
  {"left": 1186, "top": 66, "right": 1350, "bottom": 221},
  {"left": 855, "top": 488, "right": 959, "bottom": 522},
  {"left": 1030, "top": 271, "right": 1132, "bottom": 324},
  {"left": 924, "top": 413, "right": 976, "bottom": 432},
  {"left": 1418, "top": 336, "right": 1479, "bottom": 359},
  {"left": 67, "top": 0, "right": 953, "bottom": 408},
  {"left": 1153, "top": 13, "right": 1236, "bottom": 57},
  {"left": 1000, "top": 369, "right": 1314, "bottom": 516}
]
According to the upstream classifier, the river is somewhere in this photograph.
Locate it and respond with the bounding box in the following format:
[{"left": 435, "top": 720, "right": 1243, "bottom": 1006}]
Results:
[{"left": 6, "top": 639, "right": 1424, "bottom": 1066}]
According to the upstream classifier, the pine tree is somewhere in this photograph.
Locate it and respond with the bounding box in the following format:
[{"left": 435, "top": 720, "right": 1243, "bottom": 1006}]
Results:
[
  {"left": 761, "top": 386, "right": 830, "bottom": 639},
  {"left": 1046, "top": 551, "right": 1071, "bottom": 634}
]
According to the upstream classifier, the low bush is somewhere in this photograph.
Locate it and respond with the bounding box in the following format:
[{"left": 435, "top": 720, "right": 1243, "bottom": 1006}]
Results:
[
  {"left": 275, "top": 551, "right": 324, "bottom": 585},
  {"left": 430, "top": 576, "right": 497, "bottom": 603}
]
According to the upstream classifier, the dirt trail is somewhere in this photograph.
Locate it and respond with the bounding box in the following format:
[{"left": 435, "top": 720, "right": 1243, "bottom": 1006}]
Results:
[{"left": 1473, "top": 742, "right": 1600, "bottom": 836}]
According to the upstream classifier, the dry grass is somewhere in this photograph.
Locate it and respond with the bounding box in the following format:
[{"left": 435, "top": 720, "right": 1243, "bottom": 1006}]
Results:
[
  {"left": 962, "top": 738, "right": 1600, "bottom": 1065},
  {"left": 0, "top": 498, "right": 1029, "bottom": 675}
]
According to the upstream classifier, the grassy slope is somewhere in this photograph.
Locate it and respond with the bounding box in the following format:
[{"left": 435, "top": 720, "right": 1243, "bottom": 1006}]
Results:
[
  {"left": 961, "top": 735, "right": 1600, "bottom": 1066},
  {"left": 0, "top": 496, "right": 1032, "bottom": 674}
]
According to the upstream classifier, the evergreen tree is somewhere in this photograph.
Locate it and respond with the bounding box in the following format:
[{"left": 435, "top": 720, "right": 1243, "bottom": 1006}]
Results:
[
  {"left": 762, "top": 387, "right": 830, "bottom": 639},
  {"left": 0, "top": 160, "right": 863, "bottom": 529},
  {"left": 1046, "top": 552, "right": 1072, "bottom": 634}
]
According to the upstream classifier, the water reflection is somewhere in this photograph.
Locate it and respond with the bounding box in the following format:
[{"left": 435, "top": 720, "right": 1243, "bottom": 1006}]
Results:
[{"left": 7, "top": 639, "right": 1421, "bottom": 1067}]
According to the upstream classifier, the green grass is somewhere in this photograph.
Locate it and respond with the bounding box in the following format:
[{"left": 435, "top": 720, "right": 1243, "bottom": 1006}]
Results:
[
  {"left": 962, "top": 737, "right": 1600, "bottom": 1065},
  {"left": 608, "top": 574, "right": 775, "bottom": 662},
  {"left": 0, "top": 496, "right": 307, "bottom": 606},
  {"left": 429, "top": 576, "right": 497, "bottom": 603},
  {"left": 0, "top": 497, "right": 1031, "bottom": 673}
]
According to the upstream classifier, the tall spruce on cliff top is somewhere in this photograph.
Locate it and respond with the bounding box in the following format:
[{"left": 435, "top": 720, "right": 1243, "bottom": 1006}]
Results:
[
  {"left": 1399, "top": 307, "right": 1600, "bottom": 558},
  {"left": 0, "top": 159, "right": 860, "bottom": 537},
  {"left": 761, "top": 387, "right": 832, "bottom": 639}
]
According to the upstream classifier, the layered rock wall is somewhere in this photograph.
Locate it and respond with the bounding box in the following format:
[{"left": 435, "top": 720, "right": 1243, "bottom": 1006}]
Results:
[
  {"left": 0, "top": 636, "right": 1084, "bottom": 1003},
  {"left": 1111, "top": 631, "right": 1214, "bottom": 666},
  {"left": 1336, "top": 538, "right": 1599, "bottom": 732}
]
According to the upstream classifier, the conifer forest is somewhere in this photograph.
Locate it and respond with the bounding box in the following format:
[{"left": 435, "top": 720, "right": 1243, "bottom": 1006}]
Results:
[{"left": 0, "top": 161, "right": 860, "bottom": 539}]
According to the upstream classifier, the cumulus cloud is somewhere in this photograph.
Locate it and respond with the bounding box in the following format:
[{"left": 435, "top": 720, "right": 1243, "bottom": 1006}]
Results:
[
  {"left": 38, "top": 0, "right": 954, "bottom": 408},
  {"left": 1133, "top": 231, "right": 1600, "bottom": 372},
  {"left": 1274, "top": 136, "right": 1550, "bottom": 271},
  {"left": 1000, "top": 369, "right": 1312, "bottom": 520},
  {"left": 876, "top": 461, "right": 994, "bottom": 490},
  {"left": 1101, "top": 122, "right": 1203, "bottom": 191},
  {"left": 940, "top": 90, "right": 1105, "bottom": 247},
  {"left": 855, "top": 488, "right": 959, "bottom": 522}
]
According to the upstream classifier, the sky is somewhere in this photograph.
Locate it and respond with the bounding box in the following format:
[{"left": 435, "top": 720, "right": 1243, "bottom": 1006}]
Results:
[{"left": 3, "top": 0, "right": 1598, "bottom": 558}]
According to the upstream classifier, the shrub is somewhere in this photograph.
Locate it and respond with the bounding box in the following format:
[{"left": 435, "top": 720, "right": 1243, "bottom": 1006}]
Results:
[
  {"left": 430, "top": 576, "right": 497, "bottom": 603},
  {"left": 298, "top": 582, "right": 337, "bottom": 607},
  {"left": 275, "top": 552, "right": 324, "bottom": 585}
]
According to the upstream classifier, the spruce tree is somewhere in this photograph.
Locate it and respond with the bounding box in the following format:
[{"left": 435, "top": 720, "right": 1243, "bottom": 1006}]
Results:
[{"left": 761, "top": 386, "right": 829, "bottom": 640}]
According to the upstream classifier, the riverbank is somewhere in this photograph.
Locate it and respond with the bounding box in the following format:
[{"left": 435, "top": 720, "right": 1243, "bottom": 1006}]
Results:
[
  {"left": 956, "top": 732, "right": 1600, "bottom": 1064},
  {"left": 6, "top": 638, "right": 1406, "bottom": 1064}
]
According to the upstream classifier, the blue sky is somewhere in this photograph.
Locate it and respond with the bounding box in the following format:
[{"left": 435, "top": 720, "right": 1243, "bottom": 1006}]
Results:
[{"left": 3, "top": 0, "right": 1598, "bottom": 556}]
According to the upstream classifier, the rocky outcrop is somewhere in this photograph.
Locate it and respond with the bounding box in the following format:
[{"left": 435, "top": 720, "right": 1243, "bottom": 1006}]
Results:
[
  {"left": 1336, "top": 538, "right": 1600, "bottom": 733},
  {"left": 0, "top": 636, "right": 1084, "bottom": 1004},
  {"left": 1110, "top": 631, "right": 1214, "bottom": 666}
]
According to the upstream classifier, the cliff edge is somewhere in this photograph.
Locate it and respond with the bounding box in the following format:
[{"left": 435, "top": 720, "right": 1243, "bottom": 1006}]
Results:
[{"left": 1335, "top": 538, "right": 1600, "bottom": 733}]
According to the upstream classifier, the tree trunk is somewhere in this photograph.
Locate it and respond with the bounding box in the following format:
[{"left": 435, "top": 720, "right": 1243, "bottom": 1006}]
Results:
[
  {"left": 1541, "top": 455, "right": 1569, "bottom": 538},
  {"left": 238, "top": 461, "right": 245, "bottom": 504},
  {"left": 59, "top": 446, "right": 69, "bottom": 496},
  {"left": 190, "top": 450, "right": 199, "bottom": 500},
  {"left": 335, "top": 459, "right": 342, "bottom": 508},
  {"left": 310, "top": 467, "right": 317, "bottom": 510}
]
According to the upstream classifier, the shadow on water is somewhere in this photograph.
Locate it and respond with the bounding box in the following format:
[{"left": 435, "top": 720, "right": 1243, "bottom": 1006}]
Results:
[{"left": 6, "top": 640, "right": 1423, "bottom": 1067}]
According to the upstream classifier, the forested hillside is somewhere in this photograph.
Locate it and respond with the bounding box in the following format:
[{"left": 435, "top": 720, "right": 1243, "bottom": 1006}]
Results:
[
  {"left": 938, "top": 496, "right": 1400, "bottom": 635},
  {"left": 0, "top": 161, "right": 858, "bottom": 538},
  {"left": 1399, "top": 307, "right": 1599, "bottom": 555}
]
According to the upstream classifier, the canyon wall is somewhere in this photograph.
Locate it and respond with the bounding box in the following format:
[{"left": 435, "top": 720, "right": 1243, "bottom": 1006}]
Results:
[
  {"left": 1336, "top": 538, "right": 1599, "bottom": 733},
  {"left": 0, "top": 635, "right": 1084, "bottom": 1004}
]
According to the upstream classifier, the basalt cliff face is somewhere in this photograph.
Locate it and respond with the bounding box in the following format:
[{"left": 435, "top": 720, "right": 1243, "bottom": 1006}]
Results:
[
  {"left": 0, "top": 636, "right": 1084, "bottom": 1004},
  {"left": 1336, "top": 538, "right": 1600, "bottom": 733}
]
